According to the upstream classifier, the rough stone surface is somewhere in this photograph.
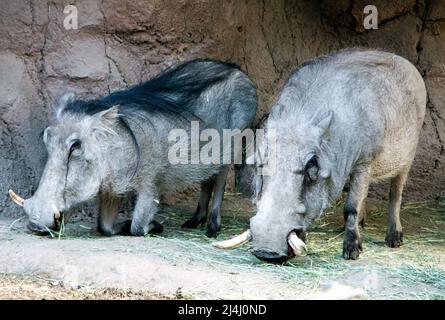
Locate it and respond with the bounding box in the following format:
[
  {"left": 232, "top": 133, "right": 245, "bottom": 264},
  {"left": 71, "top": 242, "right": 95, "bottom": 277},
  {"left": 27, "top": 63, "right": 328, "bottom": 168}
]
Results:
[{"left": 1, "top": 0, "right": 445, "bottom": 218}]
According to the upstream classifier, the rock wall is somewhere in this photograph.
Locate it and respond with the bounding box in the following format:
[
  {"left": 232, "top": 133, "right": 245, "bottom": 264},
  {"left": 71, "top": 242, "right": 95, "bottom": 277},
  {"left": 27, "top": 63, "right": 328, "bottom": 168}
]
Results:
[{"left": 1, "top": 0, "right": 444, "bottom": 216}]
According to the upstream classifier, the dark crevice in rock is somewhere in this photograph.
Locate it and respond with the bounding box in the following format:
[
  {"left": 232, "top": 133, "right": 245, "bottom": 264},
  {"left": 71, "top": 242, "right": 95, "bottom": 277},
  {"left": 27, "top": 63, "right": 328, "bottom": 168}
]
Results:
[
  {"left": 0, "top": 117, "right": 14, "bottom": 146},
  {"left": 416, "top": 0, "right": 430, "bottom": 72},
  {"left": 415, "top": 1, "right": 444, "bottom": 168},
  {"left": 100, "top": 0, "right": 128, "bottom": 92},
  {"left": 283, "top": 2, "right": 297, "bottom": 67},
  {"left": 373, "top": 11, "right": 417, "bottom": 30},
  {"left": 260, "top": 0, "right": 279, "bottom": 77},
  {"left": 427, "top": 99, "right": 445, "bottom": 158},
  {"left": 31, "top": 0, "right": 50, "bottom": 109},
  {"left": 100, "top": 0, "right": 112, "bottom": 94}
]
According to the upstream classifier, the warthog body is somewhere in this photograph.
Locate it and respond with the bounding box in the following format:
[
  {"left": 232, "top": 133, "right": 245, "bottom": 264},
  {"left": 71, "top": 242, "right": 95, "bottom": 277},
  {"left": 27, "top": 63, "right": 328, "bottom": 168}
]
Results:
[
  {"left": 250, "top": 49, "right": 426, "bottom": 261},
  {"left": 16, "top": 59, "right": 257, "bottom": 238}
]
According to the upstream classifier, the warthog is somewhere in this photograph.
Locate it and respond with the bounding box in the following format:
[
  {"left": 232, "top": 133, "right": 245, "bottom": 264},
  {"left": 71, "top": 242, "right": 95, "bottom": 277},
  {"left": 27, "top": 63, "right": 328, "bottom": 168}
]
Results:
[
  {"left": 9, "top": 59, "right": 257, "bottom": 238},
  {"left": 214, "top": 49, "right": 426, "bottom": 261}
]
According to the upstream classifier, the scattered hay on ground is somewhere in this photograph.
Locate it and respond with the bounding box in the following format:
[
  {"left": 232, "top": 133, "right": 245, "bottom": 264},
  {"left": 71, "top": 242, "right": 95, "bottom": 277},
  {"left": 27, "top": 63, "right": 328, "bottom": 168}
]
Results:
[
  {"left": 1, "top": 194, "right": 444, "bottom": 300},
  {"left": 150, "top": 195, "right": 445, "bottom": 299}
]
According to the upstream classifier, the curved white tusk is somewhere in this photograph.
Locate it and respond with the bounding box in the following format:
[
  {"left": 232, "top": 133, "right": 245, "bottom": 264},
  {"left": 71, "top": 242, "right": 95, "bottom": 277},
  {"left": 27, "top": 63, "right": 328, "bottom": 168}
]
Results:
[
  {"left": 212, "top": 230, "right": 252, "bottom": 249},
  {"left": 52, "top": 205, "right": 61, "bottom": 220},
  {"left": 9, "top": 189, "right": 25, "bottom": 207},
  {"left": 288, "top": 231, "right": 307, "bottom": 257}
]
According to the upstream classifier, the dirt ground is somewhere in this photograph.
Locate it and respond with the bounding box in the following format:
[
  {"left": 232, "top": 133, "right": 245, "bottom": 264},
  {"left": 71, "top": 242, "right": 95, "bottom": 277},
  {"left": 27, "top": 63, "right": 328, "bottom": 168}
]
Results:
[
  {"left": 0, "top": 194, "right": 444, "bottom": 300},
  {"left": 0, "top": 275, "right": 175, "bottom": 300}
]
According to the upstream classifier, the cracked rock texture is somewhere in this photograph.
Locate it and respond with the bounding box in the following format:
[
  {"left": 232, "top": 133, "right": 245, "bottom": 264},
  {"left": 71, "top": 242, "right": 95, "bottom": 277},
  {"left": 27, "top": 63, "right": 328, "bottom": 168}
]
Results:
[{"left": 0, "top": 0, "right": 444, "bottom": 217}]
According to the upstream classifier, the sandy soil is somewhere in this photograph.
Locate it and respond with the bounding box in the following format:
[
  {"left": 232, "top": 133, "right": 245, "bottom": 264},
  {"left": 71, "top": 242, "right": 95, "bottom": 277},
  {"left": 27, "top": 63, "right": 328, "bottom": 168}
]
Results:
[{"left": 0, "top": 275, "right": 173, "bottom": 300}]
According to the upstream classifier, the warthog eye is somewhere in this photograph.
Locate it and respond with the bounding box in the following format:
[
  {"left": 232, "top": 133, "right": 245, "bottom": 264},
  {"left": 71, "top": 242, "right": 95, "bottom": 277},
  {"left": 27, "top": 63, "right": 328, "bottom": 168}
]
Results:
[
  {"left": 69, "top": 139, "right": 82, "bottom": 157},
  {"left": 304, "top": 155, "right": 319, "bottom": 184}
]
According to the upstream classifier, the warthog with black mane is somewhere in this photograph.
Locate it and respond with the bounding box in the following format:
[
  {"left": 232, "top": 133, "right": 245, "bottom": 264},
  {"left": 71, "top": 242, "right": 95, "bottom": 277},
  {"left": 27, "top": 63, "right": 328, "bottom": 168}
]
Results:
[
  {"left": 10, "top": 59, "right": 257, "bottom": 238},
  {"left": 214, "top": 49, "right": 426, "bottom": 261}
]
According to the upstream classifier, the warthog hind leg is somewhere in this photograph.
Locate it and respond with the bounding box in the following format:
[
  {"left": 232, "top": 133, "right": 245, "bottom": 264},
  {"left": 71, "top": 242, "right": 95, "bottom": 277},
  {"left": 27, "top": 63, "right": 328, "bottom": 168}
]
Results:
[
  {"left": 182, "top": 179, "right": 215, "bottom": 229},
  {"left": 385, "top": 170, "right": 408, "bottom": 248},
  {"left": 206, "top": 166, "right": 229, "bottom": 238}
]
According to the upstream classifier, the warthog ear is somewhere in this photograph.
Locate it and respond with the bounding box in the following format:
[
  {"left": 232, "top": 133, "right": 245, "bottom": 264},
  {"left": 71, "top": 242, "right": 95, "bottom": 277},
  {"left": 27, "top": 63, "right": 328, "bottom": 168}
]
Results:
[
  {"left": 57, "top": 92, "right": 75, "bottom": 119},
  {"left": 97, "top": 105, "right": 120, "bottom": 122},
  {"left": 312, "top": 110, "right": 333, "bottom": 141},
  {"left": 90, "top": 105, "right": 120, "bottom": 140}
]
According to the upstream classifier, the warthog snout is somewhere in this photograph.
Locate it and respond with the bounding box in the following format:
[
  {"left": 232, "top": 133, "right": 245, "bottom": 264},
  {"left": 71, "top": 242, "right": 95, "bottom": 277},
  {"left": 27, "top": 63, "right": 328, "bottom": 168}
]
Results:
[
  {"left": 212, "top": 226, "right": 307, "bottom": 263},
  {"left": 9, "top": 189, "right": 62, "bottom": 235},
  {"left": 251, "top": 230, "right": 307, "bottom": 263},
  {"left": 251, "top": 248, "right": 291, "bottom": 263},
  {"left": 24, "top": 202, "right": 63, "bottom": 235},
  {"left": 27, "top": 220, "right": 54, "bottom": 235}
]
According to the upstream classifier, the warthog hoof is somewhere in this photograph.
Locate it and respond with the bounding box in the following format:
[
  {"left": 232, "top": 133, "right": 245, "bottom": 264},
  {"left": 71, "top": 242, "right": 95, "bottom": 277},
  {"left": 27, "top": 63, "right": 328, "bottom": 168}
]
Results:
[
  {"left": 130, "top": 220, "right": 163, "bottom": 236},
  {"left": 149, "top": 220, "right": 164, "bottom": 234},
  {"left": 205, "top": 222, "right": 220, "bottom": 238},
  {"left": 385, "top": 230, "right": 403, "bottom": 248},
  {"left": 119, "top": 220, "right": 132, "bottom": 235},
  {"left": 182, "top": 216, "right": 205, "bottom": 229},
  {"left": 343, "top": 233, "right": 363, "bottom": 260},
  {"left": 98, "top": 220, "right": 132, "bottom": 237}
]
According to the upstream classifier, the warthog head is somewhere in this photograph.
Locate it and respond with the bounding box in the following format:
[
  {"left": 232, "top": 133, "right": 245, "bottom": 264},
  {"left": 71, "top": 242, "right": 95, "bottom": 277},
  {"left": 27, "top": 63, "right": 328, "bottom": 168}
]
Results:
[
  {"left": 10, "top": 93, "right": 136, "bottom": 234},
  {"left": 249, "top": 110, "right": 334, "bottom": 262},
  {"left": 213, "top": 110, "right": 335, "bottom": 261}
]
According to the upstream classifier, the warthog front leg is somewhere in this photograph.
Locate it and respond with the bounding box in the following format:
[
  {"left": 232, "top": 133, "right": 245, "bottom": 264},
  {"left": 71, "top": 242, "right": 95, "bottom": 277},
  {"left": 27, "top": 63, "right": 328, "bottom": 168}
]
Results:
[
  {"left": 358, "top": 199, "right": 367, "bottom": 228},
  {"left": 343, "top": 168, "right": 370, "bottom": 260},
  {"left": 341, "top": 195, "right": 367, "bottom": 231},
  {"left": 206, "top": 166, "right": 229, "bottom": 238},
  {"left": 385, "top": 170, "right": 408, "bottom": 248},
  {"left": 98, "top": 192, "right": 130, "bottom": 236},
  {"left": 130, "top": 189, "right": 163, "bottom": 236},
  {"left": 182, "top": 179, "right": 215, "bottom": 229}
]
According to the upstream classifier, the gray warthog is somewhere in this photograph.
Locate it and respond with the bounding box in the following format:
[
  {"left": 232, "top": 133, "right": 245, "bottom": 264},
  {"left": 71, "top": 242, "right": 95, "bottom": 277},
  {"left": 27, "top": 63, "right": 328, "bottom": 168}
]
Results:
[
  {"left": 215, "top": 49, "right": 426, "bottom": 261},
  {"left": 9, "top": 59, "right": 257, "bottom": 238}
]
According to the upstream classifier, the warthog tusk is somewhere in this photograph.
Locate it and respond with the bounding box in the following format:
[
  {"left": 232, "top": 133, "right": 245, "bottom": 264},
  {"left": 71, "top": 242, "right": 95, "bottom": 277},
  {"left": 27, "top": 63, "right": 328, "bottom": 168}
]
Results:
[
  {"left": 52, "top": 205, "right": 61, "bottom": 220},
  {"left": 9, "top": 189, "right": 25, "bottom": 207},
  {"left": 212, "top": 230, "right": 252, "bottom": 249},
  {"left": 288, "top": 231, "right": 307, "bottom": 257}
]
